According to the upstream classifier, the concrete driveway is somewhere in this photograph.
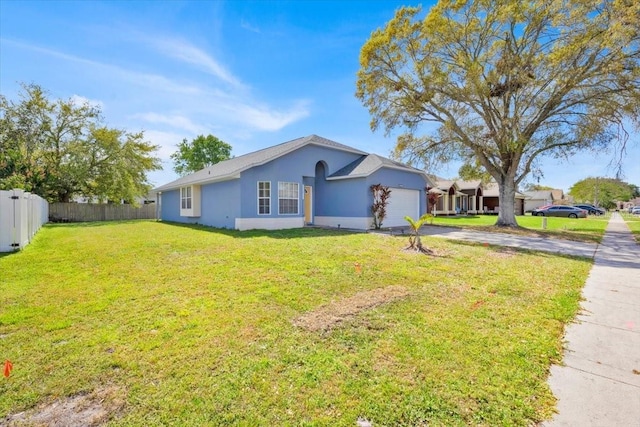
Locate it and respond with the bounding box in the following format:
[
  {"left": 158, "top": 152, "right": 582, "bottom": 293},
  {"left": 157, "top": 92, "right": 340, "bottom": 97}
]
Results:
[{"left": 417, "top": 224, "right": 599, "bottom": 258}]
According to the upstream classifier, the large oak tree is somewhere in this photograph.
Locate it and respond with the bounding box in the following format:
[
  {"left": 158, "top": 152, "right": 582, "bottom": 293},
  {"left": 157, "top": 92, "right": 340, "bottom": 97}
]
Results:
[
  {"left": 0, "top": 83, "right": 161, "bottom": 203},
  {"left": 356, "top": 0, "right": 640, "bottom": 226}
]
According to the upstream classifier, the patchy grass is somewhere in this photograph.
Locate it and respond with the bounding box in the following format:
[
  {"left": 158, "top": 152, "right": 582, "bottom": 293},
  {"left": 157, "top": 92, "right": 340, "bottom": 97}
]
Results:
[
  {"left": 0, "top": 221, "right": 592, "bottom": 426},
  {"left": 3, "top": 385, "right": 126, "bottom": 426},
  {"left": 428, "top": 214, "right": 609, "bottom": 243},
  {"left": 622, "top": 214, "right": 640, "bottom": 243}
]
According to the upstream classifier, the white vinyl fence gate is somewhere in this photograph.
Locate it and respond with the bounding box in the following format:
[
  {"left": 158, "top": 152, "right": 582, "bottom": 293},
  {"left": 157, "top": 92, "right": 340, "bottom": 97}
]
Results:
[{"left": 0, "top": 189, "right": 49, "bottom": 252}]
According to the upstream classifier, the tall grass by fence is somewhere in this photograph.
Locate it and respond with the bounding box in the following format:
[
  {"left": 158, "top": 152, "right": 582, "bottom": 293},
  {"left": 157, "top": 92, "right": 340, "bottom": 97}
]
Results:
[
  {"left": 0, "top": 189, "right": 49, "bottom": 252},
  {"left": 49, "top": 202, "right": 157, "bottom": 222}
]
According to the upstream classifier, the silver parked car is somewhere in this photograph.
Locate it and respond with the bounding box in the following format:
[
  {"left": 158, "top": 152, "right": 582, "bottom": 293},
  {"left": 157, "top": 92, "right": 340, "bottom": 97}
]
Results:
[{"left": 532, "top": 205, "right": 587, "bottom": 218}]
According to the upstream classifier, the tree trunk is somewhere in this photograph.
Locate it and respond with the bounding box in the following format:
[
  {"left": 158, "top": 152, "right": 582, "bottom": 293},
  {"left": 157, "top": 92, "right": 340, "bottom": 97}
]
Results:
[{"left": 495, "top": 177, "right": 518, "bottom": 227}]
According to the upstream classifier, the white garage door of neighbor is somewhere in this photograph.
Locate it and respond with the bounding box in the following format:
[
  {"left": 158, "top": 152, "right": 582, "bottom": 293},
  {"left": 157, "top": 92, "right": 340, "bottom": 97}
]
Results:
[{"left": 384, "top": 188, "right": 420, "bottom": 227}]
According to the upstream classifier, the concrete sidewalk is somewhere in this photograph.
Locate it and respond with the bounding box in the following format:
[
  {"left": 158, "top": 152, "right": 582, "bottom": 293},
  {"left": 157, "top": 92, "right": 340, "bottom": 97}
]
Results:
[{"left": 543, "top": 213, "right": 640, "bottom": 426}]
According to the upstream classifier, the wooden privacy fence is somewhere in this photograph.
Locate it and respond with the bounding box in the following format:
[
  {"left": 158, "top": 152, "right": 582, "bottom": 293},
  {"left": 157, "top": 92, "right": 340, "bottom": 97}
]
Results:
[
  {"left": 49, "top": 202, "right": 157, "bottom": 222},
  {"left": 0, "top": 189, "right": 49, "bottom": 252}
]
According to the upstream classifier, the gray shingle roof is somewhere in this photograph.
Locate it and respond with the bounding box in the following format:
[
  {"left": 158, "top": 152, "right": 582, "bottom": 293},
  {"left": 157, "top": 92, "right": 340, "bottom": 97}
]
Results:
[
  {"left": 455, "top": 179, "right": 482, "bottom": 190},
  {"left": 328, "top": 153, "right": 428, "bottom": 181},
  {"left": 154, "top": 134, "right": 367, "bottom": 192},
  {"left": 483, "top": 182, "right": 526, "bottom": 198},
  {"left": 523, "top": 190, "right": 554, "bottom": 200},
  {"left": 433, "top": 179, "right": 458, "bottom": 191}
]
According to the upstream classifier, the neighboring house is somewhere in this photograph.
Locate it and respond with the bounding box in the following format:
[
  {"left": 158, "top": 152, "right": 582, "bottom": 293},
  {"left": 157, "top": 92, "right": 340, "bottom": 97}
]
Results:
[
  {"left": 428, "top": 178, "right": 525, "bottom": 215},
  {"left": 523, "top": 189, "right": 565, "bottom": 212},
  {"left": 455, "top": 180, "right": 484, "bottom": 214},
  {"left": 550, "top": 189, "right": 565, "bottom": 203},
  {"left": 429, "top": 178, "right": 485, "bottom": 215},
  {"left": 153, "top": 135, "right": 434, "bottom": 230},
  {"left": 621, "top": 197, "right": 640, "bottom": 211},
  {"left": 483, "top": 182, "right": 526, "bottom": 215},
  {"left": 429, "top": 179, "right": 461, "bottom": 215}
]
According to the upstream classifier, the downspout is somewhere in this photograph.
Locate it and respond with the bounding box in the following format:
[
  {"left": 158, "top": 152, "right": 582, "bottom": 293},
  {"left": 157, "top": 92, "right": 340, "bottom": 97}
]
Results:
[{"left": 156, "top": 192, "right": 162, "bottom": 221}]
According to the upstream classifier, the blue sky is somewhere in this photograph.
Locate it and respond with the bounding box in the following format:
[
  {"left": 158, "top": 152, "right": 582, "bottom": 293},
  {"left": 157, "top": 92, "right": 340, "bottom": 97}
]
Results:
[{"left": 1, "top": 0, "right": 638, "bottom": 192}]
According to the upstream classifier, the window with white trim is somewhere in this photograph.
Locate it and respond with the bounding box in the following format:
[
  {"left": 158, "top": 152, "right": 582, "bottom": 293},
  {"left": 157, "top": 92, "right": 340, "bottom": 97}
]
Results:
[
  {"left": 180, "top": 185, "right": 201, "bottom": 217},
  {"left": 278, "top": 182, "right": 299, "bottom": 215},
  {"left": 258, "top": 181, "right": 270, "bottom": 215},
  {"left": 181, "top": 186, "right": 192, "bottom": 210}
]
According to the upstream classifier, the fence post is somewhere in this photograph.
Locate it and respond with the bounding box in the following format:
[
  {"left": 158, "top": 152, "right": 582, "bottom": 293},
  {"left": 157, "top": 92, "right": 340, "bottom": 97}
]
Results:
[
  {"left": 0, "top": 190, "right": 15, "bottom": 252},
  {"left": 0, "top": 189, "right": 48, "bottom": 252}
]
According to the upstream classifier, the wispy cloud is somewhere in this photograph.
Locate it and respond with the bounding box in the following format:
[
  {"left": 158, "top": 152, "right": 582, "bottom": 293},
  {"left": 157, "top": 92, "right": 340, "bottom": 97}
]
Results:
[
  {"left": 143, "top": 130, "right": 185, "bottom": 160},
  {"left": 2, "top": 37, "right": 310, "bottom": 143},
  {"left": 140, "top": 36, "right": 243, "bottom": 88},
  {"left": 70, "top": 94, "right": 104, "bottom": 110},
  {"left": 240, "top": 19, "right": 261, "bottom": 34},
  {"left": 133, "top": 112, "right": 206, "bottom": 135},
  {"left": 225, "top": 100, "right": 311, "bottom": 132},
  {"left": 1, "top": 38, "right": 202, "bottom": 96}
]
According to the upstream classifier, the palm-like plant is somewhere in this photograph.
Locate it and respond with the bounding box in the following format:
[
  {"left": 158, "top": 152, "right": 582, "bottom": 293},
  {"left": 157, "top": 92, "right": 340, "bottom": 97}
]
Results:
[{"left": 404, "top": 214, "right": 434, "bottom": 254}]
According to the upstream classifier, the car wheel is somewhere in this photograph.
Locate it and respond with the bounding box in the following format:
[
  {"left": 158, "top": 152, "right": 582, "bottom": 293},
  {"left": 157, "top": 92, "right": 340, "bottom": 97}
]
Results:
[{"left": 569, "top": 213, "right": 577, "bottom": 218}]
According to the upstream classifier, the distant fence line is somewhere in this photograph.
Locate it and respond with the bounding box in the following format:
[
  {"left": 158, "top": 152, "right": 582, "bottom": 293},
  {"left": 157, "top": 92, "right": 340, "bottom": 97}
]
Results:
[
  {"left": 49, "top": 202, "right": 157, "bottom": 222},
  {"left": 0, "top": 189, "right": 49, "bottom": 252}
]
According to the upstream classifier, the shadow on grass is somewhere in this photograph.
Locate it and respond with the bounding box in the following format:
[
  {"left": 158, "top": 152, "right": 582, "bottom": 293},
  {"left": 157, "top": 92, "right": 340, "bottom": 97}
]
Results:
[
  {"left": 433, "top": 215, "right": 485, "bottom": 220},
  {"left": 43, "top": 219, "right": 604, "bottom": 244},
  {"left": 45, "top": 219, "right": 154, "bottom": 228},
  {"left": 0, "top": 251, "right": 17, "bottom": 259},
  {"left": 156, "top": 220, "right": 364, "bottom": 239},
  {"left": 43, "top": 219, "right": 363, "bottom": 239}
]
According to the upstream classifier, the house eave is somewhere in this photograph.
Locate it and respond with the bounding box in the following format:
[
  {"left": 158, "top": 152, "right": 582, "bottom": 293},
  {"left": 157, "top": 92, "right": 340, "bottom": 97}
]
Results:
[
  {"left": 328, "top": 164, "right": 433, "bottom": 185},
  {"left": 154, "top": 174, "right": 240, "bottom": 192},
  {"left": 155, "top": 136, "right": 370, "bottom": 192},
  {"left": 236, "top": 141, "right": 366, "bottom": 177},
  {"left": 326, "top": 174, "right": 368, "bottom": 181}
]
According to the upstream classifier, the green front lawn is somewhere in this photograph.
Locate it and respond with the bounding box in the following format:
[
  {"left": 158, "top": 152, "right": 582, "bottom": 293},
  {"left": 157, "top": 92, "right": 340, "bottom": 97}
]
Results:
[
  {"left": 428, "top": 214, "right": 609, "bottom": 243},
  {"left": 623, "top": 214, "right": 640, "bottom": 243},
  {"left": 0, "top": 221, "right": 592, "bottom": 425}
]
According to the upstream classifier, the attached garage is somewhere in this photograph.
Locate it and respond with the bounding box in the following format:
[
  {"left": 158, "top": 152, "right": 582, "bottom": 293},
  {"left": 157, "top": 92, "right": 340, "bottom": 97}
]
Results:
[
  {"left": 156, "top": 135, "right": 434, "bottom": 231},
  {"left": 384, "top": 188, "right": 420, "bottom": 227}
]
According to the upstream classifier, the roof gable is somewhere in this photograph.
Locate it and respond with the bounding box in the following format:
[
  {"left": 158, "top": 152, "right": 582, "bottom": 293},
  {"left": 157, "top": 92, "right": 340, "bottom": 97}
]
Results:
[
  {"left": 483, "top": 182, "right": 527, "bottom": 199},
  {"left": 433, "top": 179, "right": 460, "bottom": 191},
  {"left": 550, "top": 189, "right": 564, "bottom": 200},
  {"left": 455, "top": 179, "right": 482, "bottom": 190},
  {"left": 328, "top": 153, "right": 429, "bottom": 182},
  {"left": 154, "top": 134, "right": 367, "bottom": 192}
]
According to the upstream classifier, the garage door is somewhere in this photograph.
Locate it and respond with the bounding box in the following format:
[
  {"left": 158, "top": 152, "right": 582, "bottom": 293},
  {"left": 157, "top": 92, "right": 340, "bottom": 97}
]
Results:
[{"left": 384, "top": 188, "right": 420, "bottom": 227}]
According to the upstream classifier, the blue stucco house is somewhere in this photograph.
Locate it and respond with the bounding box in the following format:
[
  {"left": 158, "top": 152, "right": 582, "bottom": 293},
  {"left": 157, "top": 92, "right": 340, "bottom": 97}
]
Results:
[{"left": 154, "top": 135, "right": 433, "bottom": 230}]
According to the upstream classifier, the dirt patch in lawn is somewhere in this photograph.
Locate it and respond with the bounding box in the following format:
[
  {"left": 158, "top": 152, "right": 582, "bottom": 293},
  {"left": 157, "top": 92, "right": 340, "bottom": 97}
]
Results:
[
  {"left": 293, "top": 285, "right": 410, "bottom": 332},
  {"left": 489, "top": 247, "right": 519, "bottom": 259},
  {"left": 3, "top": 385, "right": 125, "bottom": 427}
]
